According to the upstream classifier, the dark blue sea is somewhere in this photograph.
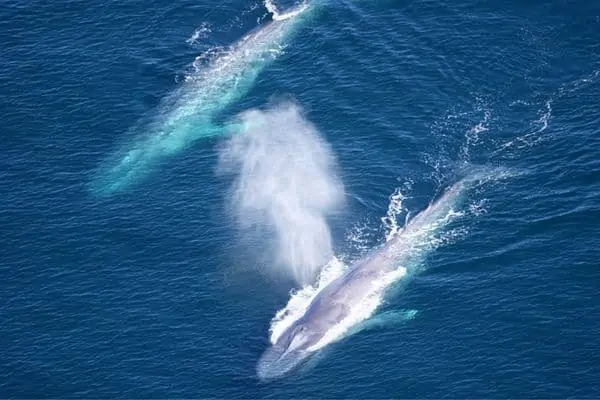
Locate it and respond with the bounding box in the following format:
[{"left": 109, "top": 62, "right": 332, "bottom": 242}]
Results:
[{"left": 2, "top": 0, "right": 600, "bottom": 397}]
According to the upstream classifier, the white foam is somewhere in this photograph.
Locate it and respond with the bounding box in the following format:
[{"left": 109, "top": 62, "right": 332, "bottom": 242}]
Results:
[
  {"left": 536, "top": 100, "right": 552, "bottom": 133},
  {"left": 495, "top": 100, "right": 552, "bottom": 152},
  {"left": 344, "top": 221, "right": 374, "bottom": 255},
  {"left": 265, "top": 0, "right": 309, "bottom": 21},
  {"left": 501, "top": 69, "right": 600, "bottom": 155},
  {"left": 497, "top": 68, "right": 599, "bottom": 154},
  {"left": 381, "top": 183, "right": 412, "bottom": 241},
  {"left": 461, "top": 109, "right": 491, "bottom": 161},
  {"left": 186, "top": 23, "right": 211, "bottom": 45},
  {"left": 264, "top": 0, "right": 280, "bottom": 16},
  {"left": 468, "top": 199, "right": 488, "bottom": 216}
]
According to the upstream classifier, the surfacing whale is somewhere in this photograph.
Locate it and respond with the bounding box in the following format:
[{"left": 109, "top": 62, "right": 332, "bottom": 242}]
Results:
[
  {"left": 257, "top": 179, "right": 469, "bottom": 380},
  {"left": 91, "top": 1, "right": 315, "bottom": 195}
]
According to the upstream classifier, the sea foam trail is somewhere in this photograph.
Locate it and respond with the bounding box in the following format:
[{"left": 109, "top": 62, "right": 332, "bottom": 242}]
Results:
[
  {"left": 218, "top": 103, "right": 344, "bottom": 285},
  {"left": 90, "top": 1, "right": 314, "bottom": 195},
  {"left": 268, "top": 178, "right": 479, "bottom": 351}
]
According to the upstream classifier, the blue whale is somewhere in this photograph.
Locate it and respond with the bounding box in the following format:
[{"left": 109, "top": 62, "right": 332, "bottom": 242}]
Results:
[
  {"left": 257, "top": 180, "right": 469, "bottom": 380},
  {"left": 91, "top": 1, "right": 316, "bottom": 195}
]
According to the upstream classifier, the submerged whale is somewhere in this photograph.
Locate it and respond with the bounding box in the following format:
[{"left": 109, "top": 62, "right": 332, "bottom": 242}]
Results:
[
  {"left": 257, "top": 180, "right": 469, "bottom": 380},
  {"left": 91, "top": 1, "right": 315, "bottom": 195}
]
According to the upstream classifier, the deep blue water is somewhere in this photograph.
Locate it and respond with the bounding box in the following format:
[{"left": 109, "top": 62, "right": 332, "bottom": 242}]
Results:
[{"left": 2, "top": 0, "right": 600, "bottom": 397}]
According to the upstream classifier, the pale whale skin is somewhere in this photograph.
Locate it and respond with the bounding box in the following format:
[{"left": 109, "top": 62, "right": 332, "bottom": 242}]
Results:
[{"left": 256, "top": 180, "right": 467, "bottom": 381}]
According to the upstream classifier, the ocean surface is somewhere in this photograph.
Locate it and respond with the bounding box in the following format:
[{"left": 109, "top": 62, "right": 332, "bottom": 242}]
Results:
[{"left": 2, "top": 0, "right": 600, "bottom": 397}]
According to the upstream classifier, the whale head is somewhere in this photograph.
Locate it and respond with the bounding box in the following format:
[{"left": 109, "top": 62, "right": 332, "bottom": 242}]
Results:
[{"left": 256, "top": 320, "right": 324, "bottom": 381}]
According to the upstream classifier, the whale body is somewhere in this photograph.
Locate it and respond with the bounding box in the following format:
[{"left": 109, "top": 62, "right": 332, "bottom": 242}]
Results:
[
  {"left": 91, "top": 1, "right": 315, "bottom": 195},
  {"left": 257, "top": 180, "right": 469, "bottom": 380}
]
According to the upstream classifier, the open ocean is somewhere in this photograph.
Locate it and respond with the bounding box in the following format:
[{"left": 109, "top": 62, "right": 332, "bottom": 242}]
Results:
[{"left": 2, "top": 0, "right": 600, "bottom": 397}]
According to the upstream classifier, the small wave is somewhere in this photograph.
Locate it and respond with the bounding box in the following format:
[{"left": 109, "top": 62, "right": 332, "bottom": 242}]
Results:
[
  {"left": 537, "top": 100, "right": 552, "bottom": 132},
  {"left": 427, "top": 99, "right": 493, "bottom": 175},
  {"left": 509, "top": 99, "right": 532, "bottom": 107},
  {"left": 495, "top": 100, "right": 552, "bottom": 152},
  {"left": 558, "top": 69, "right": 600, "bottom": 97},
  {"left": 186, "top": 22, "right": 211, "bottom": 46},
  {"left": 494, "top": 68, "right": 599, "bottom": 156},
  {"left": 461, "top": 107, "right": 491, "bottom": 162}
]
